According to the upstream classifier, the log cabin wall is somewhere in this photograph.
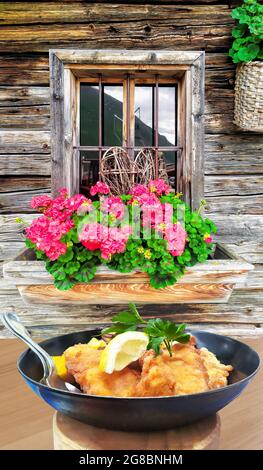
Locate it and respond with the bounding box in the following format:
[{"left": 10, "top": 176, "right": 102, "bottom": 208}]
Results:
[{"left": 0, "top": 0, "right": 262, "bottom": 337}]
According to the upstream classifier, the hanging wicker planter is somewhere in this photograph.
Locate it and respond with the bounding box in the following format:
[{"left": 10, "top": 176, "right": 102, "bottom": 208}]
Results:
[{"left": 234, "top": 61, "right": 263, "bottom": 132}]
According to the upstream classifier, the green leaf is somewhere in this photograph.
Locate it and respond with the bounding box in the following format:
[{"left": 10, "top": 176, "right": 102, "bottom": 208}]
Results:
[
  {"left": 101, "top": 323, "right": 138, "bottom": 335},
  {"left": 147, "top": 336, "right": 164, "bottom": 355},
  {"left": 112, "top": 303, "right": 144, "bottom": 325},
  {"left": 232, "top": 24, "right": 248, "bottom": 38},
  {"left": 54, "top": 277, "right": 75, "bottom": 291},
  {"left": 237, "top": 43, "right": 260, "bottom": 62},
  {"left": 58, "top": 249, "right": 74, "bottom": 263},
  {"left": 65, "top": 261, "right": 80, "bottom": 275}
]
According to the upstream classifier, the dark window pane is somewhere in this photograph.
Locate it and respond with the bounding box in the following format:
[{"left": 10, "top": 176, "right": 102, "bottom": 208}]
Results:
[
  {"left": 103, "top": 85, "right": 123, "bottom": 146},
  {"left": 80, "top": 84, "right": 99, "bottom": 146},
  {"left": 134, "top": 86, "right": 153, "bottom": 147},
  {"left": 163, "top": 150, "right": 176, "bottom": 189},
  {"left": 80, "top": 151, "right": 99, "bottom": 195}
]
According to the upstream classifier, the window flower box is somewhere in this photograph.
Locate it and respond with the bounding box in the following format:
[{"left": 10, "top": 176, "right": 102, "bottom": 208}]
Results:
[{"left": 3, "top": 243, "right": 253, "bottom": 305}]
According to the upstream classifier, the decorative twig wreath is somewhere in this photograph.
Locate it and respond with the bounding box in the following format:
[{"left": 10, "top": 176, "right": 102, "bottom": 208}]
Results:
[{"left": 100, "top": 147, "right": 169, "bottom": 194}]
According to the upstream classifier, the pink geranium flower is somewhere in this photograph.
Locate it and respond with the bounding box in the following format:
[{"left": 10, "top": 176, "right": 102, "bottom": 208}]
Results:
[
  {"left": 90, "top": 181, "right": 110, "bottom": 196},
  {"left": 31, "top": 195, "right": 52, "bottom": 211},
  {"left": 204, "top": 233, "right": 213, "bottom": 244},
  {"left": 25, "top": 216, "right": 73, "bottom": 260},
  {"left": 157, "top": 222, "right": 187, "bottom": 257},
  {"left": 79, "top": 223, "right": 131, "bottom": 259},
  {"left": 149, "top": 179, "right": 171, "bottom": 195},
  {"left": 102, "top": 196, "right": 125, "bottom": 219},
  {"left": 129, "top": 184, "right": 150, "bottom": 197}
]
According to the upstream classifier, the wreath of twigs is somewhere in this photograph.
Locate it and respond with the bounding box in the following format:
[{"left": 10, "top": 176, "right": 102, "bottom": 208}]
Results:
[
  {"left": 100, "top": 147, "right": 138, "bottom": 195},
  {"left": 134, "top": 148, "right": 169, "bottom": 185},
  {"left": 100, "top": 146, "right": 169, "bottom": 194}
]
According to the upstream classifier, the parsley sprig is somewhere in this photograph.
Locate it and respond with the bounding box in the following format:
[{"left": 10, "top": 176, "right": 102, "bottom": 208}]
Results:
[{"left": 101, "top": 303, "right": 190, "bottom": 356}]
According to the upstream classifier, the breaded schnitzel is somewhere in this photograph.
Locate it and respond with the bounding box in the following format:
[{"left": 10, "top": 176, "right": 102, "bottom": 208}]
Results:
[
  {"left": 64, "top": 344, "right": 139, "bottom": 397},
  {"left": 63, "top": 338, "right": 233, "bottom": 397}
]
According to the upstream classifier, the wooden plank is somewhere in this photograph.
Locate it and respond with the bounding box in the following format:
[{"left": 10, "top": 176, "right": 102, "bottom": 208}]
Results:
[
  {"left": 245, "top": 265, "right": 263, "bottom": 288},
  {"left": 211, "top": 216, "right": 263, "bottom": 243},
  {"left": 0, "top": 4, "right": 233, "bottom": 25},
  {"left": 0, "top": 214, "right": 36, "bottom": 241},
  {"left": 205, "top": 195, "right": 263, "bottom": 215},
  {"left": 205, "top": 176, "right": 263, "bottom": 197},
  {"left": 0, "top": 54, "right": 49, "bottom": 69},
  {"left": 0, "top": 86, "right": 49, "bottom": 106},
  {"left": 225, "top": 243, "right": 263, "bottom": 264},
  {"left": 0, "top": 130, "right": 50, "bottom": 153},
  {"left": 205, "top": 88, "right": 234, "bottom": 114},
  {"left": 0, "top": 323, "right": 261, "bottom": 339},
  {"left": 1, "top": 296, "right": 262, "bottom": 326},
  {"left": 0, "top": 154, "right": 51, "bottom": 176},
  {"left": 3, "top": 259, "right": 252, "bottom": 287},
  {"left": 205, "top": 133, "right": 263, "bottom": 174},
  {"left": 0, "top": 177, "right": 50, "bottom": 193},
  {"left": 0, "top": 105, "right": 50, "bottom": 129},
  {"left": 0, "top": 189, "right": 50, "bottom": 214},
  {"left": 0, "top": 69, "right": 49, "bottom": 86},
  {"left": 0, "top": 242, "right": 24, "bottom": 261},
  {"left": 205, "top": 153, "right": 263, "bottom": 175},
  {"left": 17, "top": 282, "right": 233, "bottom": 305},
  {"left": 0, "top": 24, "right": 231, "bottom": 53},
  {"left": 205, "top": 113, "right": 239, "bottom": 134}
]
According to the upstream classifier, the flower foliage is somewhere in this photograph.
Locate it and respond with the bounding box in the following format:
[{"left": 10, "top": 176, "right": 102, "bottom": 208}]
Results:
[
  {"left": 229, "top": 0, "right": 263, "bottom": 63},
  {"left": 25, "top": 180, "right": 217, "bottom": 291}
]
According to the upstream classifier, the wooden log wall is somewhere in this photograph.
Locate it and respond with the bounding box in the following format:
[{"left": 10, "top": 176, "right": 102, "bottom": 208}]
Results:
[{"left": 0, "top": 1, "right": 262, "bottom": 338}]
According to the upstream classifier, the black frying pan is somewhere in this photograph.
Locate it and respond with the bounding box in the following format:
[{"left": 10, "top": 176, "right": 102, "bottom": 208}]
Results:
[{"left": 17, "top": 328, "right": 260, "bottom": 432}]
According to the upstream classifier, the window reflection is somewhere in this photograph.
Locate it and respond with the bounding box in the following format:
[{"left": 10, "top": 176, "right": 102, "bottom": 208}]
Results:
[{"left": 103, "top": 85, "right": 123, "bottom": 146}]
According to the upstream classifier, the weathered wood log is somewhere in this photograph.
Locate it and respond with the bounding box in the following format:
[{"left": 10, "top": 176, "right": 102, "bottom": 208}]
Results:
[
  {"left": 0, "top": 86, "right": 49, "bottom": 106},
  {"left": 211, "top": 216, "right": 263, "bottom": 243},
  {"left": 205, "top": 176, "right": 263, "bottom": 197},
  {"left": 205, "top": 134, "right": 263, "bottom": 175},
  {"left": 245, "top": 265, "right": 263, "bottom": 288},
  {"left": 0, "top": 105, "right": 50, "bottom": 129},
  {"left": 0, "top": 177, "right": 50, "bottom": 193},
  {"left": 0, "top": 190, "right": 50, "bottom": 214},
  {"left": 205, "top": 196, "right": 263, "bottom": 215},
  {"left": 0, "top": 23, "right": 232, "bottom": 53},
  {"left": 0, "top": 154, "right": 51, "bottom": 176},
  {"left": 0, "top": 130, "right": 50, "bottom": 153},
  {"left": 0, "top": 214, "right": 35, "bottom": 241},
  {"left": 0, "top": 3, "right": 233, "bottom": 25},
  {"left": 0, "top": 242, "right": 24, "bottom": 262},
  {"left": 0, "top": 321, "right": 261, "bottom": 340},
  {"left": 0, "top": 69, "right": 49, "bottom": 85},
  {"left": 225, "top": 243, "right": 263, "bottom": 264}
]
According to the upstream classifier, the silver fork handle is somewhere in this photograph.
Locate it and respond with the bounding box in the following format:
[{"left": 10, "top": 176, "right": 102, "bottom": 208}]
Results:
[{"left": 1, "top": 313, "right": 54, "bottom": 379}]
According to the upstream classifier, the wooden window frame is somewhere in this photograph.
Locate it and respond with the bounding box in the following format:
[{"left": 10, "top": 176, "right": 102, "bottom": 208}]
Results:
[{"left": 50, "top": 49, "right": 205, "bottom": 210}]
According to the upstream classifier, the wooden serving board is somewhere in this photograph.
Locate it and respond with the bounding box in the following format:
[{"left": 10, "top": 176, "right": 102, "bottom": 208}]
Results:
[{"left": 53, "top": 412, "right": 221, "bottom": 450}]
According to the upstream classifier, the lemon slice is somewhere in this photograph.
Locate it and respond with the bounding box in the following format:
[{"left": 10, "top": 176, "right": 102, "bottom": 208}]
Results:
[
  {"left": 99, "top": 331, "right": 149, "bottom": 374},
  {"left": 87, "top": 337, "right": 106, "bottom": 349}
]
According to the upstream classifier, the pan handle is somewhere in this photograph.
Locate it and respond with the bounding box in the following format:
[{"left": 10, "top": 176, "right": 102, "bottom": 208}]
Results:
[{"left": 1, "top": 312, "right": 54, "bottom": 380}]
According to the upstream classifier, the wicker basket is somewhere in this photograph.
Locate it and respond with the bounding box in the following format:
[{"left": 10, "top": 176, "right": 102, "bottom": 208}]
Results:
[{"left": 234, "top": 61, "right": 263, "bottom": 132}]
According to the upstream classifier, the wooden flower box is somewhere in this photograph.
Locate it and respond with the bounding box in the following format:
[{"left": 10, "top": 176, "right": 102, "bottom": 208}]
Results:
[{"left": 3, "top": 244, "right": 253, "bottom": 305}]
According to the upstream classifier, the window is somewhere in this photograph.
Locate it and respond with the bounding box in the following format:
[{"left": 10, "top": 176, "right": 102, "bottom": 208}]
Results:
[
  {"left": 50, "top": 49, "right": 204, "bottom": 210},
  {"left": 79, "top": 77, "right": 178, "bottom": 192}
]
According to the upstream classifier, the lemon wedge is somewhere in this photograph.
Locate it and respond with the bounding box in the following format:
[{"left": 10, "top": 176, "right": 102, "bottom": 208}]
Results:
[
  {"left": 52, "top": 355, "right": 70, "bottom": 381},
  {"left": 99, "top": 331, "right": 149, "bottom": 374},
  {"left": 87, "top": 337, "right": 106, "bottom": 349}
]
